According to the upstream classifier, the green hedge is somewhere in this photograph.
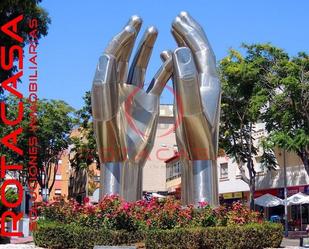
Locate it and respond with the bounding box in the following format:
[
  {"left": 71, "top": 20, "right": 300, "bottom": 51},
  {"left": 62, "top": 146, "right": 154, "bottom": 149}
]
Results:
[
  {"left": 146, "top": 223, "right": 283, "bottom": 249},
  {"left": 33, "top": 221, "right": 144, "bottom": 249},
  {"left": 33, "top": 221, "right": 283, "bottom": 249}
]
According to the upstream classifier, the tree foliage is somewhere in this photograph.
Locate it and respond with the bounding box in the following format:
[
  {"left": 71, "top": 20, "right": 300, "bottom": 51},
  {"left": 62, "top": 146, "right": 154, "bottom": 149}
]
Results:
[
  {"left": 69, "top": 91, "right": 99, "bottom": 170},
  {"left": 219, "top": 44, "right": 282, "bottom": 209},
  {"left": 219, "top": 43, "right": 309, "bottom": 208},
  {"left": 261, "top": 51, "right": 309, "bottom": 174},
  {"left": 0, "top": 0, "right": 50, "bottom": 93},
  {"left": 0, "top": 96, "right": 75, "bottom": 195},
  {"left": 0, "top": 187, "right": 18, "bottom": 215}
]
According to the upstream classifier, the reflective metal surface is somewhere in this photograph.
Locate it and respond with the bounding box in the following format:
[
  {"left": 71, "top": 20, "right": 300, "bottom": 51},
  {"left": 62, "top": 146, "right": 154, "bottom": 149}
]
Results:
[
  {"left": 92, "top": 12, "right": 221, "bottom": 205},
  {"left": 92, "top": 16, "right": 172, "bottom": 201},
  {"left": 181, "top": 160, "right": 219, "bottom": 205},
  {"left": 171, "top": 12, "right": 221, "bottom": 206}
]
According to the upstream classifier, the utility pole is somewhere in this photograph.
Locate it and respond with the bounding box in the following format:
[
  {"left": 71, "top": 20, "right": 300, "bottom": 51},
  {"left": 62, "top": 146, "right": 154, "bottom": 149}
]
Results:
[{"left": 283, "top": 148, "right": 288, "bottom": 237}]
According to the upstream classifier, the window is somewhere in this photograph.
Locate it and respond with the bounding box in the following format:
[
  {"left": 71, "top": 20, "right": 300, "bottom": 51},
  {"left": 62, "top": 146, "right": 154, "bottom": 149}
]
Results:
[
  {"left": 169, "top": 165, "right": 173, "bottom": 178},
  {"left": 158, "top": 123, "right": 169, "bottom": 129},
  {"left": 175, "top": 162, "right": 180, "bottom": 174},
  {"left": 93, "top": 176, "right": 100, "bottom": 182},
  {"left": 255, "top": 157, "right": 265, "bottom": 175},
  {"left": 55, "top": 174, "right": 62, "bottom": 180},
  {"left": 55, "top": 189, "right": 61, "bottom": 196},
  {"left": 220, "top": 163, "right": 228, "bottom": 179},
  {"left": 166, "top": 161, "right": 182, "bottom": 181}
]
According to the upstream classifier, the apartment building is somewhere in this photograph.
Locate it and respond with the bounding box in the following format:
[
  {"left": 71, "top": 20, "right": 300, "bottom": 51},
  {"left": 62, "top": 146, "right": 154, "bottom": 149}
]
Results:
[
  {"left": 166, "top": 122, "right": 309, "bottom": 198},
  {"left": 142, "top": 104, "right": 177, "bottom": 193},
  {"left": 33, "top": 149, "right": 71, "bottom": 202},
  {"left": 33, "top": 128, "right": 100, "bottom": 202},
  {"left": 165, "top": 122, "right": 309, "bottom": 227}
]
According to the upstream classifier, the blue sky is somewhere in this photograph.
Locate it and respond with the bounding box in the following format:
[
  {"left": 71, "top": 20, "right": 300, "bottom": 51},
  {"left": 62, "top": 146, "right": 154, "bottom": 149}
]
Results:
[{"left": 22, "top": 0, "right": 309, "bottom": 110}]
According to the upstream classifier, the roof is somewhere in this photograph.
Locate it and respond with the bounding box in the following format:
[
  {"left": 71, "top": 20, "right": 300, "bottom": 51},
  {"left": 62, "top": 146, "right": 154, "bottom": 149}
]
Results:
[{"left": 165, "top": 153, "right": 180, "bottom": 163}]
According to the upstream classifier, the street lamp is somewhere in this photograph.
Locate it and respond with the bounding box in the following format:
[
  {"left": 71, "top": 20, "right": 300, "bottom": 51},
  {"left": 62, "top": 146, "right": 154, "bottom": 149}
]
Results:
[{"left": 283, "top": 148, "right": 288, "bottom": 237}]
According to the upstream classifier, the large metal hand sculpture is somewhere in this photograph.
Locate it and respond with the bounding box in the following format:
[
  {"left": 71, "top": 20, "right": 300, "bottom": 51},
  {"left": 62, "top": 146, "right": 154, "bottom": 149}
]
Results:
[
  {"left": 171, "top": 12, "right": 221, "bottom": 206},
  {"left": 91, "top": 16, "right": 172, "bottom": 201}
]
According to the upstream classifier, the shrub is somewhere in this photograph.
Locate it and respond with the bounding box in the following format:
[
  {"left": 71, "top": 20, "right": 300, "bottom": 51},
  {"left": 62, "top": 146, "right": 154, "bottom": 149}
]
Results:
[
  {"left": 33, "top": 221, "right": 75, "bottom": 249},
  {"left": 33, "top": 220, "right": 145, "bottom": 249},
  {"left": 38, "top": 197, "right": 80, "bottom": 223},
  {"left": 39, "top": 196, "right": 262, "bottom": 231},
  {"left": 224, "top": 202, "right": 262, "bottom": 225},
  {"left": 191, "top": 205, "right": 217, "bottom": 227},
  {"left": 33, "top": 220, "right": 283, "bottom": 249},
  {"left": 146, "top": 223, "right": 283, "bottom": 249},
  {"left": 145, "top": 228, "right": 202, "bottom": 249}
]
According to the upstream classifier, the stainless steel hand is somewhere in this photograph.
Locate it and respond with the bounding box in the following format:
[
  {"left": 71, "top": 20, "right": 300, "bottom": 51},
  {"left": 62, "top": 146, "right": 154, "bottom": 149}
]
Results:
[
  {"left": 171, "top": 12, "right": 221, "bottom": 206},
  {"left": 91, "top": 16, "right": 172, "bottom": 201}
]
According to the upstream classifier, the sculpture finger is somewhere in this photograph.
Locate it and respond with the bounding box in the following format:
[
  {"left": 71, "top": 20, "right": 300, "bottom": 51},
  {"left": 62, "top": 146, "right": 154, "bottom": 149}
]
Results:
[
  {"left": 126, "top": 15, "right": 142, "bottom": 34},
  {"left": 104, "top": 25, "right": 136, "bottom": 58},
  {"left": 119, "top": 16, "right": 143, "bottom": 63},
  {"left": 91, "top": 54, "right": 118, "bottom": 121},
  {"left": 160, "top": 50, "right": 172, "bottom": 62},
  {"left": 179, "top": 12, "right": 221, "bottom": 126},
  {"left": 172, "top": 16, "right": 217, "bottom": 76},
  {"left": 127, "top": 26, "right": 158, "bottom": 87},
  {"left": 104, "top": 15, "right": 141, "bottom": 56},
  {"left": 146, "top": 51, "right": 172, "bottom": 96},
  {"left": 172, "top": 47, "right": 203, "bottom": 116},
  {"left": 104, "top": 16, "right": 142, "bottom": 84},
  {"left": 171, "top": 28, "right": 187, "bottom": 47},
  {"left": 178, "top": 11, "right": 215, "bottom": 60},
  {"left": 172, "top": 17, "right": 204, "bottom": 54},
  {"left": 173, "top": 13, "right": 221, "bottom": 126},
  {"left": 117, "top": 16, "right": 143, "bottom": 83}
]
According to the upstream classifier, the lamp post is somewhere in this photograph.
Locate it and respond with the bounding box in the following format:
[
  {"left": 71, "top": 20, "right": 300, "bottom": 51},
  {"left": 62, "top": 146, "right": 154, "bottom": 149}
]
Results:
[{"left": 283, "top": 148, "right": 288, "bottom": 237}]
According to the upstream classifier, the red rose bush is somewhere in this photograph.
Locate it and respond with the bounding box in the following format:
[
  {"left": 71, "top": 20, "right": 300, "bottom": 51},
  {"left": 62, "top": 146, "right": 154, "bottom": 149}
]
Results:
[{"left": 39, "top": 195, "right": 262, "bottom": 231}]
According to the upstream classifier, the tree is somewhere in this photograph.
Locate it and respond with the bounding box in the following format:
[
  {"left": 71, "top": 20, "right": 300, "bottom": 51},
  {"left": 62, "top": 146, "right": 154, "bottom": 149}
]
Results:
[
  {"left": 0, "top": 0, "right": 50, "bottom": 94},
  {"left": 68, "top": 91, "right": 99, "bottom": 199},
  {"left": 69, "top": 91, "right": 99, "bottom": 170},
  {"left": 261, "top": 52, "right": 309, "bottom": 175},
  {"left": 219, "top": 44, "right": 280, "bottom": 209},
  {"left": 36, "top": 99, "right": 75, "bottom": 198},
  {"left": 0, "top": 187, "right": 18, "bottom": 215},
  {"left": 0, "top": 96, "right": 75, "bottom": 199}
]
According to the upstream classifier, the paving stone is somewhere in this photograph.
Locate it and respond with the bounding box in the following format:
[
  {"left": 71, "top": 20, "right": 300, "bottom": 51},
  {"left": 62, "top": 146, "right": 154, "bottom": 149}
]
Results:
[{"left": 0, "top": 243, "right": 44, "bottom": 249}]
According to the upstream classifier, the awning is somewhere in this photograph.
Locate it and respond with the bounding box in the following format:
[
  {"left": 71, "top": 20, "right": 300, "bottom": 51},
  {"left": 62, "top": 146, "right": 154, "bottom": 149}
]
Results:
[
  {"left": 152, "top": 193, "right": 166, "bottom": 198},
  {"left": 254, "top": 193, "right": 284, "bottom": 207},
  {"left": 287, "top": 192, "right": 309, "bottom": 205},
  {"left": 90, "top": 188, "right": 100, "bottom": 203}
]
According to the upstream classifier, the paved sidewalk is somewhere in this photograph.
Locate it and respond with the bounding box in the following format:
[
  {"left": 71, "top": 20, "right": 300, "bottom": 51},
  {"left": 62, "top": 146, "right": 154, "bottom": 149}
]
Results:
[
  {"left": 10, "top": 236, "right": 34, "bottom": 244},
  {"left": 0, "top": 244, "right": 43, "bottom": 249},
  {"left": 282, "top": 238, "right": 301, "bottom": 247},
  {"left": 0, "top": 238, "right": 304, "bottom": 249}
]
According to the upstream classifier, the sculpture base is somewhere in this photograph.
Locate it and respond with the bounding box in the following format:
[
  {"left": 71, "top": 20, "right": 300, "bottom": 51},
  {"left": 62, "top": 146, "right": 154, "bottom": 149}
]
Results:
[
  {"left": 181, "top": 160, "right": 219, "bottom": 206},
  {"left": 100, "top": 162, "right": 143, "bottom": 202}
]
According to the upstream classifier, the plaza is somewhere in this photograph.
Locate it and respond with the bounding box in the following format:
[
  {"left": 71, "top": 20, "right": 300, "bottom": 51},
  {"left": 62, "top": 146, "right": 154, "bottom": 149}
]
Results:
[{"left": 0, "top": 1, "right": 308, "bottom": 248}]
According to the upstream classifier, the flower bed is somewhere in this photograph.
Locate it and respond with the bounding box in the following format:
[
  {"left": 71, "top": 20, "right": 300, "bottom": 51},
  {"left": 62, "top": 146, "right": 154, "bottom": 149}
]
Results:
[{"left": 33, "top": 196, "right": 283, "bottom": 248}]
